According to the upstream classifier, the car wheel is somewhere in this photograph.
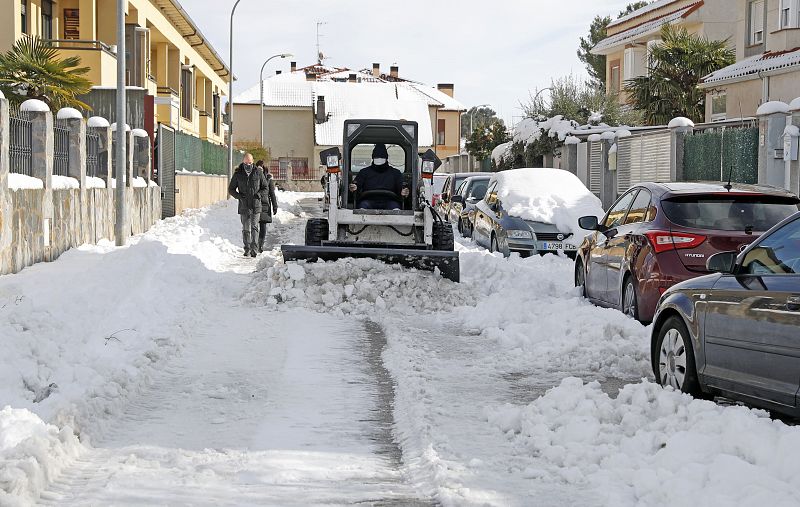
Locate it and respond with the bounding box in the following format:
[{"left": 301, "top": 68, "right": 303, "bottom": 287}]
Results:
[
  {"left": 655, "top": 316, "right": 701, "bottom": 395},
  {"left": 575, "top": 259, "right": 586, "bottom": 297},
  {"left": 622, "top": 276, "right": 639, "bottom": 321}
]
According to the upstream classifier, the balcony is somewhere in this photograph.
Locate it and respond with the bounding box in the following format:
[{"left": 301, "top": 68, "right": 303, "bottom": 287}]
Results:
[{"left": 44, "top": 40, "right": 118, "bottom": 87}]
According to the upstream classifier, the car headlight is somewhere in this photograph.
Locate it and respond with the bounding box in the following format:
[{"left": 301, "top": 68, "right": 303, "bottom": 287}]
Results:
[{"left": 507, "top": 229, "right": 533, "bottom": 239}]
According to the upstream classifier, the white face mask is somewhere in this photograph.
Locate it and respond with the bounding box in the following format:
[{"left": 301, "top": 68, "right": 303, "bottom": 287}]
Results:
[{"left": 373, "top": 158, "right": 387, "bottom": 165}]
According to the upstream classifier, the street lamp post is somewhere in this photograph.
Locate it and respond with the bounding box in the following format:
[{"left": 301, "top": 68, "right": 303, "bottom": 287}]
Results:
[
  {"left": 114, "top": 0, "right": 127, "bottom": 246},
  {"left": 260, "top": 53, "right": 293, "bottom": 150},
  {"left": 227, "top": 0, "right": 243, "bottom": 179}
]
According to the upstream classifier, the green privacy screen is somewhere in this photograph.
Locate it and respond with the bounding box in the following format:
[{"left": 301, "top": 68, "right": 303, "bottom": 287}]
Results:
[{"left": 683, "top": 127, "right": 758, "bottom": 184}]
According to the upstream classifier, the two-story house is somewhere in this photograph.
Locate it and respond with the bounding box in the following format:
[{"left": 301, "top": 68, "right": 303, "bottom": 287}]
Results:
[
  {"left": 232, "top": 63, "right": 464, "bottom": 179},
  {"left": 700, "top": 0, "right": 800, "bottom": 121},
  {"left": 592, "top": 0, "right": 738, "bottom": 106},
  {"left": 0, "top": 0, "right": 229, "bottom": 145}
]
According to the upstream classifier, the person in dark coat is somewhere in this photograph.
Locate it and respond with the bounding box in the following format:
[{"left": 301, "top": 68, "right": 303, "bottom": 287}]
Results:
[
  {"left": 228, "top": 153, "right": 267, "bottom": 257},
  {"left": 348, "top": 143, "right": 409, "bottom": 209},
  {"left": 255, "top": 160, "right": 278, "bottom": 253}
]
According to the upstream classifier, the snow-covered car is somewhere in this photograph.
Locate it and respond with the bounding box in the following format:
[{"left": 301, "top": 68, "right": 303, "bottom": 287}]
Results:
[
  {"left": 651, "top": 211, "right": 800, "bottom": 417},
  {"left": 448, "top": 175, "right": 491, "bottom": 237},
  {"left": 471, "top": 168, "right": 604, "bottom": 257}
]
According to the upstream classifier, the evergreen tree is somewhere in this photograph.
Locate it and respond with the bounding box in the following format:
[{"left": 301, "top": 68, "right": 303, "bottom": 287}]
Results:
[
  {"left": 460, "top": 106, "right": 502, "bottom": 139},
  {"left": 465, "top": 120, "right": 510, "bottom": 162}
]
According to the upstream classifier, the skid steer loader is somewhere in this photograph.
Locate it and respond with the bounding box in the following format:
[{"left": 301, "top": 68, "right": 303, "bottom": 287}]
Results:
[{"left": 281, "top": 119, "right": 460, "bottom": 282}]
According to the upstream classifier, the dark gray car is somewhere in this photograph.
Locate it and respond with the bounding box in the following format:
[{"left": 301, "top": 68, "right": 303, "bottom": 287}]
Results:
[
  {"left": 448, "top": 176, "right": 491, "bottom": 238},
  {"left": 651, "top": 212, "right": 800, "bottom": 417}
]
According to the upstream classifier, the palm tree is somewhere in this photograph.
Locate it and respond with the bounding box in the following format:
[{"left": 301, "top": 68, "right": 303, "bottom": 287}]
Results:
[
  {"left": 624, "top": 25, "right": 735, "bottom": 125},
  {"left": 0, "top": 36, "right": 92, "bottom": 110}
]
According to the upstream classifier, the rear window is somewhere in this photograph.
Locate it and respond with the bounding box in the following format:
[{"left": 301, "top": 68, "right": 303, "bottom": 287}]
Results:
[{"left": 662, "top": 195, "right": 800, "bottom": 232}]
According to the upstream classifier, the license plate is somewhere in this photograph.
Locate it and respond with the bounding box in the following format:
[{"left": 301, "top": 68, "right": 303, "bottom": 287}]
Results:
[{"left": 541, "top": 242, "right": 577, "bottom": 251}]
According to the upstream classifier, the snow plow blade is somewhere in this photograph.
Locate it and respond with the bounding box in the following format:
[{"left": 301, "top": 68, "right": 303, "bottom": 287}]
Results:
[{"left": 281, "top": 245, "right": 460, "bottom": 283}]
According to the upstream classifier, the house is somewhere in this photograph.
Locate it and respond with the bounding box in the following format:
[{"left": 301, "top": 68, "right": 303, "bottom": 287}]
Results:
[
  {"left": 231, "top": 63, "right": 465, "bottom": 180},
  {"left": 592, "top": 0, "right": 738, "bottom": 105},
  {"left": 700, "top": 0, "right": 800, "bottom": 121},
  {"left": 0, "top": 0, "right": 229, "bottom": 145}
]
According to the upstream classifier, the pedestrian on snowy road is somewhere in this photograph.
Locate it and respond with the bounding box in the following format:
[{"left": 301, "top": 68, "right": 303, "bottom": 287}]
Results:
[
  {"left": 256, "top": 160, "right": 279, "bottom": 253},
  {"left": 229, "top": 153, "right": 267, "bottom": 257}
]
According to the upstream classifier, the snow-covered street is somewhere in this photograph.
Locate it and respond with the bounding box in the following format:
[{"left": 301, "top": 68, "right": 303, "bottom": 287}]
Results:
[{"left": 2, "top": 193, "right": 800, "bottom": 506}]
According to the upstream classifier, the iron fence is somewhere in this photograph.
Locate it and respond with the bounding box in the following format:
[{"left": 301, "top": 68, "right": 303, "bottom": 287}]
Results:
[
  {"left": 9, "top": 109, "right": 33, "bottom": 176},
  {"left": 53, "top": 120, "right": 70, "bottom": 177},
  {"left": 86, "top": 129, "right": 101, "bottom": 178}
]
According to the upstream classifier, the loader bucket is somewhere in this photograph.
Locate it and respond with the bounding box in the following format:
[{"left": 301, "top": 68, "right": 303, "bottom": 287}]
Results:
[{"left": 281, "top": 245, "right": 460, "bottom": 283}]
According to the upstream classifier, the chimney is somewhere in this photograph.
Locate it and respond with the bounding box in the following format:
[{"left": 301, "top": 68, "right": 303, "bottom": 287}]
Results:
[
  {"left": 316, "top": 95, "right": 326, "bottom": 123},
  {"left": 390, "top": 65, "right": 399, "bottom": 79},
  {"left": 306, "top": 72, "right": 316, "bottom": 82},
  {"left": 276, "top": 70, "right": 282, "bottom": 75},
  {"left": 437, "top": 83, "right": 454, "bottom": 98},
  {"left": 372, "top": 63, "right": 380, "bottom": 77},
  {"left": 348, "top": 73, "right": 357, "bottom": 83},
  {"left": 290, "top": 61, "right": 297, "bottom": 72}
]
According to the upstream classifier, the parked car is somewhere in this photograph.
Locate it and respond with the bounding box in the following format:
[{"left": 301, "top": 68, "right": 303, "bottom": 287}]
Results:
[
  {"left": 575, "top": 182, "right": 800, "bottom": 323},
  {"left": 431, "top": 174, "right": 448, "bottom": 208},
  {"left": 651, "top": 211, "right": 800, "bottom": 417},
  {"left": 472, "top": 168, "right": 603, "bottom": 257},
  {"left": 436, "top": 172, "right": 493, "bottom": 219},
  {"left": 448, "top": 176, "right": 491, "bottom": 237}
]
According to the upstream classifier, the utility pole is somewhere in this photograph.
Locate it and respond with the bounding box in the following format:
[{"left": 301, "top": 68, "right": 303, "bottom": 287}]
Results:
[
  {"left": 228, "top": 0, "right": 243, "bottom": 179},
  {"left": 316, "top": 21, "right": 327, "bottom": 64},
  {"left": 114, "top": 0, "right": 127, "bottom": 246}
]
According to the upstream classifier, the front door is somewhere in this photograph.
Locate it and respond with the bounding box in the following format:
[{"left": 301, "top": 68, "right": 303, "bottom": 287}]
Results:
[
  {"left": 703, "top": 217, "right": 800, "bottom": 408},
  {"left": 587, "top": 190, "right": 637, "bottom": 303},
  {"left": 605, "top": 189, "right": 651, "bottom": 308}
]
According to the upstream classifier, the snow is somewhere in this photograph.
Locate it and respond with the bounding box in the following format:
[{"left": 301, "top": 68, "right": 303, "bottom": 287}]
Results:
[
  {"left": 8, "top": 174, "right": 43, "bottom": 190},
  {"left": 85, "top": 176, "right": 107, "bottom": 189},
  {"left": 491, "top": 141, "right": 513, "bottom": 164},
  {"left": 110, "top": 122, "right": 130, "bottom": 132},
  {"left": 55, "top": 108, "right": 82, "bottom": 120},
  {"left": 132, "top": 177, "right": 147, "bottom": 188},
  {"left": 588, "top": 133, "right": 603, "bottom": 142},
  {"left": 514, "top": 115, "right": 578, "bottom": 145},
  {"left": 564, "top": 136, "right": 581, "bottom": 145},
  {"left": 131, "top": 128, "right": 148, "bottom": 138},
  {"left": 616, "top": 129, "right": 632, "bottom": 138},
  {"left": 51, "top": 175, "right": 79, "bottom": 190},
  {"left": 790, "top": 97, "right": 800, "bottom": 111},
  {"left": 600, "top": 130, "right": 617, "bottom": 140},
  {"left": 492, "top": 168, "right": 604, "bottom": 237},
  {"left": 87, "top": 116, "right": 110, "bottom": 128},
  {"left": 703, "top": 48, "right": 800, "bottom": 85},
  {"left": 668, "top": 117, "right": 695, "bottom": 128},
  {"left": 785, "top": 125, "right": 800, "bottom": 137},
  {"left": 589, "top": 111, "right": 603, "bottom": 123},
  {"left": 594, "top": 4, "right": 697, "bottom": 55},
  {"left": 20, "top": 99, "right": 49, "bottom": 113},
  {"left": 0, "top": 89, "right": 4, "bottom": 99},
  {"left": 756, "top": 101, "right": 790, "bottom": 116}
]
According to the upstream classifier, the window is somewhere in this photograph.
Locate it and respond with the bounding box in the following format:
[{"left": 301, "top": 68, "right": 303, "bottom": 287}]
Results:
[
  {"left": 64, "top": 9, "right": 80, "bottom": 39},
  {"left": 604, "top": 190, "right": 637, "bottom": 229},
  {"left": 610, "top": 61, "right": 621, "bottom": 93},
  {"left": 711, "top": 92, "right": 727, "bottom": 122},
  {"left": 484, "top": 181, "right": 498, "bottom": 205},
  {"left": 469, "top": 180, "right": 489, "bottom": 200},
  {"left": 20, "top": 0, "right": 26, "bottom": 34},
  {"left": 749, "top": 0, "right": 765, "bottom": 45},
  {"left": 623, "top": 47, "right": 647, "bottom": 81},
  {"left": 780, "top": 0, "right": 799, "bottom": 29},
  {"left": 41, "top": 0, "right": 53, "bottom": 39},
  {"left": 742, "top": 219, "right": 800, "bottom": 275},
  {"left": 437, "top": 119, "right": 446, "bottom": 145},
  {"left": 624, "top": 189, "right": 652, "bottom": 225},
  {"left": 212, "top": 94, "right": 220, "bottom": 135},
  {"left": 181, "top": 67, "right": 193, "bottom": 120},
  {"left": 661, "top": 196, "right": 799, "bottom": 232}
]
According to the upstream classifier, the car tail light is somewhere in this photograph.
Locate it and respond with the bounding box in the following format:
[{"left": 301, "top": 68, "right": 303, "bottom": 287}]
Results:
[{"left": 645, "top": 231, "right": 706, "bottom": 254}]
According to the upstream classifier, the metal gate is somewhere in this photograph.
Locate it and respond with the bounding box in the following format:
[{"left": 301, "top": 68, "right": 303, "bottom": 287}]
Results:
[
  {"left": 616, "top": 131, "right": 671, "bottom": 194},
  {"left": 53, "top": 120, "right": 71, "bottom": 177},
  {"left": 158, "top": 124, "right": 176, "bottom": 218}
]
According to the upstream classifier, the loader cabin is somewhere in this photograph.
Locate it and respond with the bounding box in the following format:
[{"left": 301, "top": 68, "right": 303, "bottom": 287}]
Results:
[{"left": 341, "top": 120, "right": 420, "bottom": 211}]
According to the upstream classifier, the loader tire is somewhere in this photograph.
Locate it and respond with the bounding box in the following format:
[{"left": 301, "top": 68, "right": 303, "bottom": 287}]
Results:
[
  {"left": 432, "top": 221, "right": 455, "bottom": 251},
  {"left": 305, "top": 218, "right": 329, "bottom": 247}
]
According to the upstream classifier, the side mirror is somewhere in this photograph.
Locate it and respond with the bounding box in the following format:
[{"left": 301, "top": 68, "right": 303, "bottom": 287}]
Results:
[
  {"left": 451, "top": 195, "right": 464, "bottom": 203},
  {"left": 707, "top": 251, "right": 738, "bottom": 274},
  {"left": 578, "top": 215, "right": 600, "bottom": 231}
]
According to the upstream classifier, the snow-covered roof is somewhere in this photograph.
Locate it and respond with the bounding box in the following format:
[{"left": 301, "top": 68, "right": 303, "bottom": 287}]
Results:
[
  {"left": 702, "top": 48, "right": 800, "bottom": 85},
  {"left": 312, "top": 82, "right": 434, "bottom": 147},
  {"left": 592, "top": 2, "right": 702, "bottom": 55},
  {"left": 234, "top": 80, "right": 314, "bottom": 108},
  {"left": 405, "top": 83, "right": 466, "bottom": 111},
  {"left": 609, "top": 0, "right": 681, "bottom": 28}
]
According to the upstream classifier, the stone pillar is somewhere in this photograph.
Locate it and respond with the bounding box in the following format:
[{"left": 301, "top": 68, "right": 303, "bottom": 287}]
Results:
[
  {"left": 600, "top": 139, "right": 615, "bottom": 209},
  {"left": 668, "top": 118, "right": 694, "bottom": 182},
  {"left": 58, "top": 109, "right": 87, "bottom": 189},
  {"left": 0, "top": 94, "right": 11, "bottom": 274},
  {"left": 133, "top": 129, "right": 151, "bottom": 182},
  {"left": 24, "top": 100, "right": 54, "bottom": 189},
  {"left": 562, "top": 139, "right": 579, "bottom": 175},
  {"left": 757, "top": 101, "right": 790, "bottom": 189}
]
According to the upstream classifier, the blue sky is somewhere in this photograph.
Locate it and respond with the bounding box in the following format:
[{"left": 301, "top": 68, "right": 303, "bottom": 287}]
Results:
[{"left": 185, "top": 0, "right": 635, "bottom": 126}]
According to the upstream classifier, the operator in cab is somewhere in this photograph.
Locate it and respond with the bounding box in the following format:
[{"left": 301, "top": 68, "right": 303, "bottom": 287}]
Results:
[{"left": 348, "top": 143, "right": 409, "bottom": 209}]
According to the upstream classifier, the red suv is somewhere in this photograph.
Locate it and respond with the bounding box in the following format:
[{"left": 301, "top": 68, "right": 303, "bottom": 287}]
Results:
[{"left": 574, "top": 182, "right": 800, "bottom": 323}]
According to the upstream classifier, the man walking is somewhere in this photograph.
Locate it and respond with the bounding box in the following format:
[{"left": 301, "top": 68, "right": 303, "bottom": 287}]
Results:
[{"left": 228, "top": 153, "right": 267, "bottom": 257}]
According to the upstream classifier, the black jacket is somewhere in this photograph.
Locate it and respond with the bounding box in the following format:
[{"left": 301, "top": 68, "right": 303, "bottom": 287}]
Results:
[
  {"left": 259, "top": 170, "right": 279, "bottom": 222},
  {"left": 353, "top": 163, "right": 404, "bottom": 198},
  {"left": 228, "top": 163, "right": 267, "bottom": 215}
]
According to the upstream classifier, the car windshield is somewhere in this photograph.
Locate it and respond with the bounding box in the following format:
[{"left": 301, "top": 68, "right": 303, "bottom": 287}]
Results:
[
  {"left": 662, "top": 195, "right": 800, "bottom": 232},
  {"left": 432, "top": 176, "right": 447, "bottom": 194},
  {"left": 349, "top": 144, "right": 406, "bottom": 175}
]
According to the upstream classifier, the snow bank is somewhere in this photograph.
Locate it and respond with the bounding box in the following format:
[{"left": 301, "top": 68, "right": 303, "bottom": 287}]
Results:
[
  {"left": 756, "top": 101, "right": 789, "bottom": 116},
  {"left": 8, "top": 174, "right": 43, "bottom": 190},
  {"left": 494, "top": 168, "right": 604, "bottom": 236},
  {"left": 51, "top": 175, "right": 79, "bottom": 190},
  {"left": 0, "top": 408, "right": 83, "bottom": 506},
  {"left": 488, "top": 378, "right": 800, "bottom": 506}
]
